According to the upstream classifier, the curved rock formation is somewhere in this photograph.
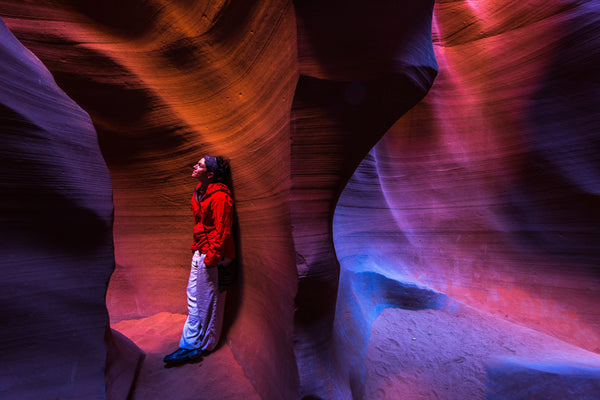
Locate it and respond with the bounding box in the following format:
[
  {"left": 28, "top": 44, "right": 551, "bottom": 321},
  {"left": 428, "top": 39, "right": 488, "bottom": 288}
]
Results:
[
  {"left": 1, "top": 1, "right": 300, "bottom": 398},
  {"left": 0, "top": 17, "right": 143, "bottom": 399},
  {"left": 333, "top": 0, "right": 600, "bottom": 397},
  {"left": 1, "top": 0, "right": 600, "bottom": 399},
  {"left": 291, "top": 1, "right": 437, "bottom": 397}
]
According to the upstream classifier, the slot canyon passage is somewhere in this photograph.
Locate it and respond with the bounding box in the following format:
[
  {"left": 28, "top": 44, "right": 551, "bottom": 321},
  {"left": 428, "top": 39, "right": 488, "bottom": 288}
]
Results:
[{"left": 1, "top": 0, "right": 600, "bottom": 399}]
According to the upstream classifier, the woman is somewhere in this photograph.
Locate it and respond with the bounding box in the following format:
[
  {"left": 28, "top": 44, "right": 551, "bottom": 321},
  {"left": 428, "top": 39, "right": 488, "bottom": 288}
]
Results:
[{"left": 164, "top": 156, "right": 235, "bottom": 366}]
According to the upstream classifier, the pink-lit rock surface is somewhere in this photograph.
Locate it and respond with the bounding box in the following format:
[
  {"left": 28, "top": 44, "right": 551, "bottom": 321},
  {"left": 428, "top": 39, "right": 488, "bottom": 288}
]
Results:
[
  {"left": 365, "top": 303, "right": 600, "bottom": 399},
  {"left": 333, "top": 0, "right": 600, "bottom": 398},
  {"left": 112, "top": 312, "right": 260, "bottom": 400},
  {"left": 335, "top": 0, "right": 600, "bottom": 352},
  {"left": 1, "top": 0, "right": 600, "bottom": 399},
  {"left": 378, "top": 1, "right": 600, "bottom": 351}
]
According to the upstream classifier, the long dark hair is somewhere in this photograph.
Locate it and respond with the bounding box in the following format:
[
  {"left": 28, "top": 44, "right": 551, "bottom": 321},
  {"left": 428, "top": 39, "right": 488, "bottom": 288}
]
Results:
[{"left": 210, "top": 156, "right": 231, "bottom": 183}]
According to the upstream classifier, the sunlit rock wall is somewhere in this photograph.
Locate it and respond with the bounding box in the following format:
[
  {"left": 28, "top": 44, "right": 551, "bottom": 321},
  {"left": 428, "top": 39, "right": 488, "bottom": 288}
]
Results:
[
  {"left": 1, "top": 1, "right": 299, "bottom": 399},
  {"left": 334, "top": 0, "right": 600, "bottom": 396}
]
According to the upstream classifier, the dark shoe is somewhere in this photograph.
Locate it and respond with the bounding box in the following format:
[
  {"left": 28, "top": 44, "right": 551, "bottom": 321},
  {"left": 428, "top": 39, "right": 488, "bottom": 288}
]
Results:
[{"left": 163, "top": 348, "right": 203, "bottom": 365}]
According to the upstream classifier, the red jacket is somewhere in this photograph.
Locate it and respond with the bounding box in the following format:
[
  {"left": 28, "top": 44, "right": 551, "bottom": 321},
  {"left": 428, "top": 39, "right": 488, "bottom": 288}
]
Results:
[{"left": 191, "top": 182, "right": 236, "bottom": 267}]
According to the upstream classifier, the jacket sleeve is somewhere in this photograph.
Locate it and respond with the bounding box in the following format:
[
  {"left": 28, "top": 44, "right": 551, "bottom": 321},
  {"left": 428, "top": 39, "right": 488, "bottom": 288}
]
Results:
[{"left": 204, "top": 192, "right": 234, "bottom": 267}]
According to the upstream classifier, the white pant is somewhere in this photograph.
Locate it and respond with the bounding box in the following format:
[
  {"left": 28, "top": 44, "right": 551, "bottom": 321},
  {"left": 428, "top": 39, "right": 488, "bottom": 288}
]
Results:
[{"left": 179, "top": 252, "right": 226, "bottom": 351}]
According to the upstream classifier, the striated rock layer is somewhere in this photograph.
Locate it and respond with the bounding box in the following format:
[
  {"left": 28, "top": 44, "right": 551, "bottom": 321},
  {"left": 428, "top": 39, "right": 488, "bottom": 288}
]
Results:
[
  {"left": 291, "top": 0, "right": 437, "bottom": 397},
  {"left": 334, "top": 0, "right": 600, "bottom": 397},
  {"left": 1, "top": 1, "right": 300, "bottom": 399},
  {"left": 2, "top": 0, "right": 600, "bottom": 399},
  {"left": 0, "top": 17, "right": 143, "bottom": 400},
  {"left": 382, "top": 0, "right": 600, "bottom": 352}
]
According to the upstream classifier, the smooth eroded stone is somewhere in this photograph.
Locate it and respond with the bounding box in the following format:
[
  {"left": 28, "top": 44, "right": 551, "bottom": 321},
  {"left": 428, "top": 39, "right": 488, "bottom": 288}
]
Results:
[{"left": 0, "top": 16, "right": 142, "bottom": 400}]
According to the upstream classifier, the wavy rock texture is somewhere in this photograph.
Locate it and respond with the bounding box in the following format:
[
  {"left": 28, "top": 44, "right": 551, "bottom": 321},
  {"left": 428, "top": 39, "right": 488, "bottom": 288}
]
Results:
[
  {"left": 1, "top": 0, "right": 600, "bottom": 399},
  {"left": 0, "top": 17, "right": 143, "bottom": 400},
  {"left": 334, "top": 0, "right": 600, "bottom": 397},
  {"left": 291, "top": 0, "right": 437, "bottom": 397},
  {"left": 1, "top": 1, "right": 299, "bottom": 399}
]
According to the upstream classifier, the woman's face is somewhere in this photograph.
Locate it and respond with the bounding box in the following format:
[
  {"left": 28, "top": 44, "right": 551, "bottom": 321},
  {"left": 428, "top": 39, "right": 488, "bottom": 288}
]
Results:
[{"left": 192, "top": 158, "right": 212, "bottom": 181}]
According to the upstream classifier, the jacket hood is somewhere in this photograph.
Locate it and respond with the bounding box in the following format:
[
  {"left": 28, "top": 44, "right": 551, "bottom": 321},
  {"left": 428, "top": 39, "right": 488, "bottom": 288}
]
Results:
[{"left": 201, "top": 182, "right": 232, "bottom": 197}]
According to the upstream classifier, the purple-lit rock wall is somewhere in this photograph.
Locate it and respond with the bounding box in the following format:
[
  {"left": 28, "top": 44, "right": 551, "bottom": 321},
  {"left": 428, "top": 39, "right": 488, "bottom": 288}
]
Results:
[
  {"left": 333, "top": 0, "right": 600, "bottom": 397},
  {"left": 0, "top": 18, "right": 143, "bottom": 399},
  {"left": 291, "top": 0, "right": 437, "bottom": 397}
]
